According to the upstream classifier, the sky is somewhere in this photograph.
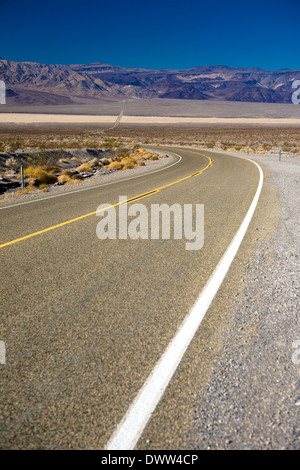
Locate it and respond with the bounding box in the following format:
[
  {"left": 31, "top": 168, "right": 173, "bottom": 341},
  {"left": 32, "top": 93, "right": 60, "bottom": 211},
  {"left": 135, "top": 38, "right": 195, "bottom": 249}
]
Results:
[{"left": 0, "top": 0, "right": 299, "bottom": 71}]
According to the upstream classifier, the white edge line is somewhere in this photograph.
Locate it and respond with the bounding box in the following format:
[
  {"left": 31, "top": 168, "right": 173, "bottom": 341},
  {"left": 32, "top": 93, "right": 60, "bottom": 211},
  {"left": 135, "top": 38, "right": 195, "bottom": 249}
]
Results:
[
  {"left": 0, "top": 152, "right": 182, "bottom": 210},
  {"left": 105, "top": 155, "right": 264, "bottom": 450}
]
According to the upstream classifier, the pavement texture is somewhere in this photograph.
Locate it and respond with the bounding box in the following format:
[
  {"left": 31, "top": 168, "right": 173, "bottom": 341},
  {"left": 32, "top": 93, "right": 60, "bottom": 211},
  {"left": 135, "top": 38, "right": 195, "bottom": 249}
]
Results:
[
  {"left": 136, "top": 152, "right": 299, "bottom": 450},
  {"left": 1, "top": 147, "right": 296, "bottom": 450}
]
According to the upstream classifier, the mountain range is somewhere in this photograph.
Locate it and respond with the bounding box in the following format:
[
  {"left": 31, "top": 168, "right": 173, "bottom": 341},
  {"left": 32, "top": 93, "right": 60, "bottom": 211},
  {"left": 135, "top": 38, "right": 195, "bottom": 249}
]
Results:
[{"left": 1, "top": 58, "right": 300, "bottom": 106}]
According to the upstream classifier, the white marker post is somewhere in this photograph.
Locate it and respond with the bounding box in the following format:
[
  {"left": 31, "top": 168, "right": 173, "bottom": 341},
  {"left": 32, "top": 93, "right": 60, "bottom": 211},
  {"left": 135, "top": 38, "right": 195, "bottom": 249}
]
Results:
[
  {"left": 0, "top": 341, "right": 6, "bottom": 365},
  {"left": 21, "top": 165, "right": 25, "bottom": 191}
]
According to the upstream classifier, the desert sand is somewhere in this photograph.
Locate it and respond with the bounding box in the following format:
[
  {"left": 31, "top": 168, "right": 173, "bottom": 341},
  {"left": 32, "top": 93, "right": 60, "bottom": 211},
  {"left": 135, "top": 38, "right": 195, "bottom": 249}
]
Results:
[{"left": 1, "top": 113, "right": 300, "bottom": 125}]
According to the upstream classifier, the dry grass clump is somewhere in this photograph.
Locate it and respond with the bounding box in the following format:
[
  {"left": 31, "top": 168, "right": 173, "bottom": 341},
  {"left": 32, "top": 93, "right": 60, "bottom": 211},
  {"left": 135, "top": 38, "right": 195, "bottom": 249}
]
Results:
[
  {"left": 14, "top": 186, "right": 35, "bottom": 195},
  {"left": 107, "top": 161, "right": 123, "bottom": 170},
  {"left": 137, "top": 161, "right": 145, "bottom": 166},
  {"left": 88, "top": 157, "right": 100, "bottom": 167},
  {"left": 120, "top": 156, "right": 137, "bottom": 165},
  {"left": 58, "top": 170, "right": 84, "bottom": 184},
  {"left": 71, "top": 156, "right": 81, "bottom": 163},
  {"left": 58, "top": 174, "right": 72, "bottom": 184},
  {"left": 116, "top": 147, "right": 131, "bottom": 159},
  {"left": 65, "top": 170, "right": 83, "bottom": 180},
  {"left": 122, "top": 163, "right": 136, "bottom": 170},
  {"left": 23, "top": 166, "right": 57, "bottom": 185},
  {"left": 76, "top": 163, "right": 93, "bottom": 172},
  {"left": 133, "top": 148, "right": 153, "bottom": 160},
  {"left": 61, "top": 169, "right": 73, "bottom": 177},
  {"left": 149, "top": 155, "right": 159, "bottom": 160}
]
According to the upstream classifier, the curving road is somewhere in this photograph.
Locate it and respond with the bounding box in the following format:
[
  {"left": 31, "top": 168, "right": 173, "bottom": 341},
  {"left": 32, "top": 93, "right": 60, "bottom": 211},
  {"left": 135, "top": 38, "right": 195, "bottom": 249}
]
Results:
[{"left": 0, "top": 147, "right": 262, "bottom": 449}]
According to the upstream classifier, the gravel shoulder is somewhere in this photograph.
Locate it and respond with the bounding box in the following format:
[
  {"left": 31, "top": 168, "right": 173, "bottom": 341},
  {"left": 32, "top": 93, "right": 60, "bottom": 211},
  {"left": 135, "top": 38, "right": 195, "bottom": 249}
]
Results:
[{"left": 185, "top": 151, "right": 300, "bottom": 450}]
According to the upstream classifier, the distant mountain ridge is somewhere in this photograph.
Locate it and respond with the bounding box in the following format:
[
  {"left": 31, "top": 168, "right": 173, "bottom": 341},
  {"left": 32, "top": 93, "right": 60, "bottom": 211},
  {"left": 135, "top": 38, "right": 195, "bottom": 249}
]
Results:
[{"left": 1, "top": 58, "right": 299, "bottom": 105}]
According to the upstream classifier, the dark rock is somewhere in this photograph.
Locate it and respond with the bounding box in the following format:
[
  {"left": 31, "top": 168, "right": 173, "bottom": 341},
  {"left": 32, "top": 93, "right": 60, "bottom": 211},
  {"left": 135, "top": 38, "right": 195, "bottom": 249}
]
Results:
[{"left": 0, "top": 180, "right": 21, "bottom": 194}]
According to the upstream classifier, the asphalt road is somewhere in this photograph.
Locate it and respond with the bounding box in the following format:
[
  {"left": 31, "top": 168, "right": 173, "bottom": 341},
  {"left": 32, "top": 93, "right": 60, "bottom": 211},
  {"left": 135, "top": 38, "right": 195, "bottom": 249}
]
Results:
[{"left": 0, "top": 147, "right": 260, "bottom": 449}]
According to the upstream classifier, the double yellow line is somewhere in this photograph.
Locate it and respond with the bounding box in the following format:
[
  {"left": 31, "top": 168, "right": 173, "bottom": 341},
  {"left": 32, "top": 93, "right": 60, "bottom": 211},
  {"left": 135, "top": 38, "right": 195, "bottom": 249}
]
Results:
[{"left": 0, "top": 151, "right": 213, "bottom": 249}]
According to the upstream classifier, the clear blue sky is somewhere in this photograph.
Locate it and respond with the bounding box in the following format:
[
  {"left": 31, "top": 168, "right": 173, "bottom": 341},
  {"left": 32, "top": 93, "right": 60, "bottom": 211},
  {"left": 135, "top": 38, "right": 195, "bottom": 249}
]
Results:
[{"left": 1, "top": 0, "right": 299, "bottom": 71}]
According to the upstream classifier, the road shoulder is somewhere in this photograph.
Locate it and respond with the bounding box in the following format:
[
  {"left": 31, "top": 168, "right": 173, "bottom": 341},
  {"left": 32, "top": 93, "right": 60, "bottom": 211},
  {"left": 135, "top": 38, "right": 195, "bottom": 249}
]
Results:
[
  {"left": 0, "top": 151, "right": 176, "bottom": 208},
  {"left": 184, "top": 152, "right": 300, "bottom": 449}
]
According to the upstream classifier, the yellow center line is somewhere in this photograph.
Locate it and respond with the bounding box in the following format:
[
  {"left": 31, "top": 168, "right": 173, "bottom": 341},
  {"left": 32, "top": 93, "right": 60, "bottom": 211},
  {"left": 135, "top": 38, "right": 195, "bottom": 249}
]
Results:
[{"left": 0, "top": 151, "right": 213, "bottom": 249}]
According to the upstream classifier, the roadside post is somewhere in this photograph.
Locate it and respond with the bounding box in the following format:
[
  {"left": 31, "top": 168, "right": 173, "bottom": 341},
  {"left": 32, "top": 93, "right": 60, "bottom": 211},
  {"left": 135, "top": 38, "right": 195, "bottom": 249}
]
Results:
[
  {"left": 279, "top": 146, "right": 282, "bottom": 161},
  {"left": 21, "top": 165, "right": 24, "bottom": 191},
  {"left": 0, "top": 340, "right": 5, "bottom": 365}
]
